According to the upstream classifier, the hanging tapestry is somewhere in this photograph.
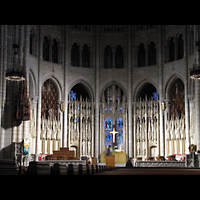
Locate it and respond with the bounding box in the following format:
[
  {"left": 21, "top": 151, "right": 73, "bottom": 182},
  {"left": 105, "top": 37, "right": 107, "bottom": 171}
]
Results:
[
  {"left": 104, "top": 116, "right": 113, "bottom": 145},
  {"left": 116, "top": 116, "right": 123, "bottom": 145},
  {"left": 41, "top": 79, "right": 58, "bottom": 120}
]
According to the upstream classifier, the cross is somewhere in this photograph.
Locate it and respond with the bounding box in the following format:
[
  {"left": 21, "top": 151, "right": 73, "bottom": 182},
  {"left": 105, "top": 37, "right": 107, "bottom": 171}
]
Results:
[{"left": 110, "top": 128, "right": 118, "bottom": 143}]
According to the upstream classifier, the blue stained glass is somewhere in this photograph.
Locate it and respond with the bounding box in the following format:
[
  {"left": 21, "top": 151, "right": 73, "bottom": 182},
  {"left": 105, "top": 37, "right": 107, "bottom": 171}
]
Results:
[
  {"left": 152, "top": 90, "right": 158, "bottom": 100},
  {"left": 104, "top": 116, "right": 113, "bottom": 145},
  {"left": 116, "top": 116, "right": 123, "bottom": 145},
  {"left": 109, "top": 106, "right": 112, "bottom": 111},
  {"left": 75, "top": 117, "right": 79, "bottom": 122},
  {"left": 70, "top": 90, "right": 76, "bottom": 101}
]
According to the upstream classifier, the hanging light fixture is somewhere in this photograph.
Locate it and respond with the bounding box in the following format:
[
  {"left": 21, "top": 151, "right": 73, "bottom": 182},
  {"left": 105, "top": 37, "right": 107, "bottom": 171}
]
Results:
[
  {"left": 190, "top": 64, "right": 200, "bottom": 79},
  {"left": 6, "top": 44, "right": 26, "bottom": 81}
]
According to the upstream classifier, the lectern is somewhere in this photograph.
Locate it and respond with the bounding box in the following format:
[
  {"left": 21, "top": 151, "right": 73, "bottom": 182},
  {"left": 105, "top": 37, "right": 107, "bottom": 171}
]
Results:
[{"left": 106, "top": 155, "right": 115, "bottom": 166}]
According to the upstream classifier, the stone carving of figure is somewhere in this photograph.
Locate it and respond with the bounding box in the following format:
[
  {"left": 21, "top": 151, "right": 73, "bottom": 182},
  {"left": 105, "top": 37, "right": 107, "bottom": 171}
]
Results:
[
  {"left": 41, "top": 118, "right": 47, "bottom": 140},
  {"left": 175, "top": 119, "right": 180, "bottom": 140},
  {"left": 47, "top": 118, "right": 52, "bottom": 140},
  {"left": 87, "top": 139, "right": 91, "bottom": 156},
  {"left": 57, "top": 120, "right": 61, "bottom": 140},
  {"left": 82, "top": 139, "right": 86, "bottom": 155},
  {"left": 170, "top": 120, "right": 175, "bottom": 140},
  {"left": 180, "top": 117, "right": 185, "bottom": 139},
  {"left": 52, "top": 120, "right": 57, "bottom": 140},
  {"left": 166, "top": 120, "right": 170, "bottom": 140},
  {"left": 30, "top": 111, "right": 36, "bottom": 138},
  {"left": 137, "top": 142, "right": 140, "bottom": 156}
]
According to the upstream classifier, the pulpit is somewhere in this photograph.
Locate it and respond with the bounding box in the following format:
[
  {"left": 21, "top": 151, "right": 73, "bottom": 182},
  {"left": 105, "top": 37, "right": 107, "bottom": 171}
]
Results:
[{"left": 106, "top": 155, "right": 115, "bottom": 166}]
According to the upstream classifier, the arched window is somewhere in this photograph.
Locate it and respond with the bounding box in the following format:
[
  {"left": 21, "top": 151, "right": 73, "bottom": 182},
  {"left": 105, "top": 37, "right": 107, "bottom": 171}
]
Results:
[
  {"left": 169, "top": 37, "right": 175, "bottom": 62},
  {"left": 30, "top": 30, "right": 33, "bottom": 55},
  {"left": 116, "top": 116, "right": 123, "bottom": 146},
  {"left": 104, "top": 116, "right": 113, "bottom": 145},
  {"left": 104, "top": 45, "right": 113, "bottom": 68},
  {"left": 71, "top": 43, "right": 79, "bottom": 66},
  {"left": 52, "top": 39, "right": 58, "bottom": 63},
  {"left": 148, "top": 42, "right": 156, "bottom": 66},
  {"left": 138, "top": 43, "right": 145, "bottom": 67},
  {"left": 43, "top": 36, "right": 49, "bottom": 61},
  {"left": 115, "top": 45, "right": 124, "bottom": 68},
  {"left": 178, "top": 34, "right": 184, "bottom": 60},
  {"left": 189, "top": 29, "right": 194, "bottom": 55},
  {"left": 82, "top": 44, "right": 90, "bottom": 68}
]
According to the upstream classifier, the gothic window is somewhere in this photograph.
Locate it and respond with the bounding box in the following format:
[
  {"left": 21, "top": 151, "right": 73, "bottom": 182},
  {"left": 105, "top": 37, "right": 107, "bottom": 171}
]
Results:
[
  {"left": 30, "top": 30, "right": 33, "bottom": 55},
  {"left": 189, "top": 29, "right": 194, "bottom": 55},
  {"left": 104, "top": 45, "right": 113, "bottom": 68},
  {"left": 169, "top": 78, "right": 185, "bottom": 120},
  {"left": 115, "top": 45, "right": 124, "bottom": 68},
  {"left": 138, "top": 43, "right": 145, "bottom": 67},
  {"left": 116, "top": 116, "right": 123, "bottom": 146},
  {"left": 148, "top": 42, "right": 156, "bottom": 66},
  {"left": 169, "top": 37, "right": 175, "bottom": 62},
  {"left": 71, "top": 43, "right": 79, "bottom": 66},
  {"left": 137, "top": 83, "right": 157, "bottom": 100},
  {"left": 82, "top": 44, "right": 90, "bottom": 68},
  {"left": 178, "top": 34, "right": 184, "bottom": 60},
  {"left": 52, "top": 39, "right": 58, "bottom": 63},
  {"left": 41, "top": 79, "right": 58, "bottom": 120},
  {"left": 43, "top": 36, "right": 49, "bottom": 61},
  {"left": 104, "top": 116, "right": 113, "bottom": 145}
]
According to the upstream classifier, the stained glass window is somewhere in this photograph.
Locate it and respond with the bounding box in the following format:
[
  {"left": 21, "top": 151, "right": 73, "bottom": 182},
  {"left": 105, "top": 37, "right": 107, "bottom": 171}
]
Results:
[
  {"left": 70, "top": 90, "right": 76, "bottom": 101},
  {"left": 104, "top": 116, "right": 113, "bottom": 145},
  {"left": 116, "top": 116, "right": 123, "bottom": 145},
  {"left": 152, "top": 90, "right": 158, "bottom": 100}
]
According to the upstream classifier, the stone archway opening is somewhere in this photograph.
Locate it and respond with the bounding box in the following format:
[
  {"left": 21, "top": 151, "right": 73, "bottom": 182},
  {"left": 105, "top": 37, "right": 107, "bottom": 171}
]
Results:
[{"left": 136, "top": 83, "right": 158, "bottom": 101}]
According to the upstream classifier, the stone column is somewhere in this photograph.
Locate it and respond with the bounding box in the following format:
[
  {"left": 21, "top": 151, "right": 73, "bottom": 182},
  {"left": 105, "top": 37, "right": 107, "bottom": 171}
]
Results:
[
  {"left": 0, "top": 25, "right": 6, "bottom": 149},
  {"left": 95, "top": 25, "right": 100, "bottom": 159},
  {"left": 23, "top": 25, "right": 30, "bottom": 141},
  {"left": 36, "top": 25, "right": 43, "bottom": 154},
  {"left": 158, "top": 25, "right": 164, "bottom": 156},
  {"left": 63, "top": 25, "right": 69, "bottom": 147},
  {"left": 195, "top": 25, "right": 200, "bottom": 151},
  {"left": 184, "top": 25, "right": 190, "bottom": 154},
  {"left": 127, "top": 25, "right": 132, "bottom": 157},
  {"left": 0, "top": 25, "right": 4, "bottom": 150}
]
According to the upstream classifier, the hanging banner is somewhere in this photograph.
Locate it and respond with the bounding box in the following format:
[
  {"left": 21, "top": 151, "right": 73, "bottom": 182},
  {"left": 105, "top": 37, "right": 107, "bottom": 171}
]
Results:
[{"left": 23, "top": 138, "right": 29, "bottom": 154}]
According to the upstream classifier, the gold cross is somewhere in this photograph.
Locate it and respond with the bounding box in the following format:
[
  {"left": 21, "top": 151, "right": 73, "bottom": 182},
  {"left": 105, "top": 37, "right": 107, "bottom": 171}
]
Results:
[{"left": 110, "top": 128, "right": 118, "bottom": 143}]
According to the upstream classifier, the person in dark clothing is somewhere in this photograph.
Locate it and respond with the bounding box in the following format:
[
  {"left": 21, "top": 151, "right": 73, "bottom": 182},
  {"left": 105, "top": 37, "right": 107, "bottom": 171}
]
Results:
[
  {"left": 106, "top": 145, "right": 111, "bottom": 155},
  {"left": 126, "top": 157, "right": 133, "bottom": 168}
]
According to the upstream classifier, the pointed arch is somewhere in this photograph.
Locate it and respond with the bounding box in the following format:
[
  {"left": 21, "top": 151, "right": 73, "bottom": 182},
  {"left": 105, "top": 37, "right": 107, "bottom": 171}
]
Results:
[
  {"left": 68, "top": 79, "right": 94, "bottom": 101},
  {"left": 41, "top": 79, "right": 59, "bottom": 120},
  {"left": 133, "top": 78, "right": 159, "bottom": 101},
  {"left": 164, "top": 73, "right": 185, "bottom": 101},
  {"left": 41, "top": 76, "right": 62, "bottom": 101},
  {"left": 100, "top": 80, "right": 127, "bottom": 102}
]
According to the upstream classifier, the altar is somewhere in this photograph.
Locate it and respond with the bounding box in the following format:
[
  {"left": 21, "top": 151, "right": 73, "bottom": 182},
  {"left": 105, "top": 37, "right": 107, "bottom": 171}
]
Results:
[{"left": 101, "top": 151, "right": 126, "bottom": 163}]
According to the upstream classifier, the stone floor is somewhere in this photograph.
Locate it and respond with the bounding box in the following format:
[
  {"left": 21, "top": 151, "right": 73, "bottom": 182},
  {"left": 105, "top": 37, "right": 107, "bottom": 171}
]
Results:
[{"left": 93, "top": 167, "right": 200, "bottom": 175}]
